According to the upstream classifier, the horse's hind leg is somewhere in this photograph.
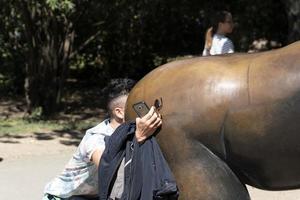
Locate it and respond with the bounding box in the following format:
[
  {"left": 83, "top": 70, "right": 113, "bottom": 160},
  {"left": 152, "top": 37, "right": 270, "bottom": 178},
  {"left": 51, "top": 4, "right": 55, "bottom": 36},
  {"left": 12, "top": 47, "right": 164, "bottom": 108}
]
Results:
[{"left": 170, "top": 139, "right": 250, "bottom": 200}]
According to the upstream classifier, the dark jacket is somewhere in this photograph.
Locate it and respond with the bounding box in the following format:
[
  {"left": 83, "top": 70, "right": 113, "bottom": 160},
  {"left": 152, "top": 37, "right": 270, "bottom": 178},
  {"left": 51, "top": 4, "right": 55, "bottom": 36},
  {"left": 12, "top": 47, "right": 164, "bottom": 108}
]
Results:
[{"left": 98, "top": 122, "right": 179, "bottom": 200}]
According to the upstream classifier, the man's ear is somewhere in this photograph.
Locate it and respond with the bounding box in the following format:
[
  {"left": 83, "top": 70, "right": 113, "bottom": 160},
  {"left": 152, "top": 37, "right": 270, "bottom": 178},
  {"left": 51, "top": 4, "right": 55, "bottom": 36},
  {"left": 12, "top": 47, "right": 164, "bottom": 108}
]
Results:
[{"left": 114, "top": 107, "right": 125, "bottom": 120}]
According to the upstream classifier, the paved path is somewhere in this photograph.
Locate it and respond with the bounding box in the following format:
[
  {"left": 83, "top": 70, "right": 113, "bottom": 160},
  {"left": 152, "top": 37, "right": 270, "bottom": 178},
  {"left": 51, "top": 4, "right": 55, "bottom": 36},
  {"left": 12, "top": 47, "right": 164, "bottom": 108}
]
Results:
[
  {"left": 0, "top": 148, "right": 300, "bottom": 200},
  {"left": 247, "top": 186, "right": 300, "bottom": 200},
  {"left": 0, "top": 153, "right": 72, "bottom": 200}
]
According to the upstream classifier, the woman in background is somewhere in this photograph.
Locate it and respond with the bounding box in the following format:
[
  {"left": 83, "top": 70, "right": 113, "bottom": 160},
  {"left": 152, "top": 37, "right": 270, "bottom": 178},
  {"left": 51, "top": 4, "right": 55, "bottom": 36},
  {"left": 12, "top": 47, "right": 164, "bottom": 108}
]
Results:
[{"left": 202, "top": 11, "right": 234, "bottom": 56}]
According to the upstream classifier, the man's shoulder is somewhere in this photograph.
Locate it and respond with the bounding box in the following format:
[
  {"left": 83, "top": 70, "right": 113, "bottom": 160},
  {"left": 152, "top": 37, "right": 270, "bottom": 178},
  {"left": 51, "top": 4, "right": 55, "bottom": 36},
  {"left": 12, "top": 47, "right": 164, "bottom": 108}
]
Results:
[{"left": 85, "top": 118, "right": 113, "bottom": 136}]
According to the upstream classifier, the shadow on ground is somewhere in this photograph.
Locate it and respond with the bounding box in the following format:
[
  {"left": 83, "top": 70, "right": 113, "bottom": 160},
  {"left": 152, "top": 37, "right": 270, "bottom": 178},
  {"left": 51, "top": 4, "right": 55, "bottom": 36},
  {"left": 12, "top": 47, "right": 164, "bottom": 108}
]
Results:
[
  {"left": 0, "top": 82, "right": 110, "bottom": 146},
  {"left": 34, "top": 130, "right": 84, "bottom": 146},
  {"left": 0, "top": 130, "right": 83, "bottom": 146}
]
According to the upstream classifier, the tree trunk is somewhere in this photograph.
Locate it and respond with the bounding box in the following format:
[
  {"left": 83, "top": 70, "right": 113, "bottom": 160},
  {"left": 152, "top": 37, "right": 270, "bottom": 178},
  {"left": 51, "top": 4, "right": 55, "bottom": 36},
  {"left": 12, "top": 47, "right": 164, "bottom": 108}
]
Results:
[
  {"left": 24, "top": 42, "right": 62, "bottom": 116},
  {"left": 24, "top": 65, "right": 41, "bottom": 114},
  {"left": 283, "top": 0, "right": 300, "bottom": 43},
  {"left": 20, "top": 1, "right": 74, "bottom": 117}
]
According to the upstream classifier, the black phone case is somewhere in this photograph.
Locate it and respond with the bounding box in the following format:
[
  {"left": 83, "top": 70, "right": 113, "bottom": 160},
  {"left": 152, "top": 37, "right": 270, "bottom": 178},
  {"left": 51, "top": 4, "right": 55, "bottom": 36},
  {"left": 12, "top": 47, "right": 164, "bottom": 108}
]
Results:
[{"left": 132, "top": 101, "right": 150, "bottom": 117}]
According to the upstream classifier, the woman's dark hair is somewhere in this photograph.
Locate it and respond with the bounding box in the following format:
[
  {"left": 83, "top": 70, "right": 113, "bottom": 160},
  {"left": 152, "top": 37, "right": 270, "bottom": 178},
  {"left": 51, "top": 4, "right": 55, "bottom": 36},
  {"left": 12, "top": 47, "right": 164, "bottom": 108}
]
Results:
[
  {"left": 204, "top": 11, "right": 232, "bottom": 51},
  {"left": 211, "top": 10, "right": 231, "bottom": 35}
]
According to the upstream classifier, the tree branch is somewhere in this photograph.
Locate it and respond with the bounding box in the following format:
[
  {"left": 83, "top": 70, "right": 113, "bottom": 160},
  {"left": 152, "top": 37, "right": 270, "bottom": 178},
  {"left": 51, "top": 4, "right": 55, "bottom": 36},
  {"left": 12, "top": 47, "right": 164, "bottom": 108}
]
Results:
[{"left": 70, "top": 29, "right": 102, "bottom": 59}]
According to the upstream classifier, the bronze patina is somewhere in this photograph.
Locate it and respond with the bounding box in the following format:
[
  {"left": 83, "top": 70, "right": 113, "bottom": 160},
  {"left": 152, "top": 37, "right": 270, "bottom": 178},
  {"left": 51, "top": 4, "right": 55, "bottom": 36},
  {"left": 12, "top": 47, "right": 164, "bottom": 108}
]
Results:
[{"left": 125, "top": 41, "right": 300, "bottom": 200}]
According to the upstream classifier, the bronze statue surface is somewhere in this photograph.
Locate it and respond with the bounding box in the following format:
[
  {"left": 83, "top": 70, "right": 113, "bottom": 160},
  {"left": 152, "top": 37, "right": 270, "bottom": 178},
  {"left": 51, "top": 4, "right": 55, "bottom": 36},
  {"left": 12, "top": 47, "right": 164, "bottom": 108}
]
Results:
[{"left": 125, "top": 41, "right": 300, "bottom": 199}]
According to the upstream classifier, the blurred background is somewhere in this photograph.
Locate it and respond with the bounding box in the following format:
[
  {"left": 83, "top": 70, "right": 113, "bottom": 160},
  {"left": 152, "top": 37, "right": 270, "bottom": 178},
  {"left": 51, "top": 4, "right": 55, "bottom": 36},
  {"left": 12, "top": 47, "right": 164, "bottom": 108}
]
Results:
[
  {"left": 0, "top": 0, "right": 299, "bottom": 118},
  {"left": 0, "top": 1, "right": 300, "bottom": 199}
]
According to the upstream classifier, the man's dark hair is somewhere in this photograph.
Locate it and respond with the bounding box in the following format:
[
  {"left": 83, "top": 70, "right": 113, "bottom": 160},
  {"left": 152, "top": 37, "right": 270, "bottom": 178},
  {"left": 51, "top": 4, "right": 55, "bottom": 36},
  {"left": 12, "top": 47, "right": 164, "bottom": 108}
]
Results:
[{"left": 104, "top": 78, "right": 136, "bottom": 117}]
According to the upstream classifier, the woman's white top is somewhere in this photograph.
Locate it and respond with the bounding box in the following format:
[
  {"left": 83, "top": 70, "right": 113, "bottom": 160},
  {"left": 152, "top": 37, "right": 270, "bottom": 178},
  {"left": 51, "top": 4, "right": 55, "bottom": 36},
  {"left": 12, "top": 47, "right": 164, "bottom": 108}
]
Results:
[{"left": 202, "top": 34, "right": 234, "bottom": 56}]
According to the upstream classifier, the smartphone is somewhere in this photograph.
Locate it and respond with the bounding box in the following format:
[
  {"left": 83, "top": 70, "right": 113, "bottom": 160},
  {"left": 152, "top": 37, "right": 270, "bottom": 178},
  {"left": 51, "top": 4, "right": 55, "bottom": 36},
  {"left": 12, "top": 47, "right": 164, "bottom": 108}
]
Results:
[{"left": 132, "top": 101, "right": 150, "bottom": 117}]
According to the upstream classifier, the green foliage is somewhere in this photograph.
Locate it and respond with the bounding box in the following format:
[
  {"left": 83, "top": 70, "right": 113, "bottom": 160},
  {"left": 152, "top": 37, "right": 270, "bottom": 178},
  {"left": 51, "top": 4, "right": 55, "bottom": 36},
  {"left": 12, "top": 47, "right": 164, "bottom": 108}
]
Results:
[
  {"left": 0, "top": 118, "right": 63, "bottom": 135},
  {"left": 27, "top": 107, "right": 43, "bottom": 121},
  {"left": 0, "top": 0, "right": 298, "bottom": 116},
  {"left": 0, "top": 117, "right": 98, "bottom": 136},
  {"left": 46, "top": 0, "right": 75, "bottom": 12},
  {"left": 230, "top": 0, "right": 288, "bottom": 51},
  {"left": 0, "top": 1, "right": 26, "bottom": 95}
]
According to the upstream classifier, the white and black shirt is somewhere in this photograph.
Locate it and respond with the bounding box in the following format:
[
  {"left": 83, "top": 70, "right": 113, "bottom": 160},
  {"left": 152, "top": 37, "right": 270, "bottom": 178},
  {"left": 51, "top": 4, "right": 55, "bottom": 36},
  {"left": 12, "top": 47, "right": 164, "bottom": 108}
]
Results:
[{"left": 203, "top": 34, "right": 234, "bottom": 56}]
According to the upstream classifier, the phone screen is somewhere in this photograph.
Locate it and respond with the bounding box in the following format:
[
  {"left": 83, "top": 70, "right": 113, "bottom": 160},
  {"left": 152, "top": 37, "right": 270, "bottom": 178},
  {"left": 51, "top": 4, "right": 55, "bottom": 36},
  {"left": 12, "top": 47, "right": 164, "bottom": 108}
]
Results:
[{"left": 132, "top": 101, "right": 150, "bottom": 117}]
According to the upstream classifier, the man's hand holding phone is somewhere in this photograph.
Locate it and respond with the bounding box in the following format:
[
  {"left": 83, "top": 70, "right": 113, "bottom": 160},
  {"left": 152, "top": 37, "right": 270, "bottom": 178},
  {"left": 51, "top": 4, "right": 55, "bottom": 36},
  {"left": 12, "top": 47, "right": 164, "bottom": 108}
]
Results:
[{"left": 135, "top": 106, "right": 162, "bottom": 143}]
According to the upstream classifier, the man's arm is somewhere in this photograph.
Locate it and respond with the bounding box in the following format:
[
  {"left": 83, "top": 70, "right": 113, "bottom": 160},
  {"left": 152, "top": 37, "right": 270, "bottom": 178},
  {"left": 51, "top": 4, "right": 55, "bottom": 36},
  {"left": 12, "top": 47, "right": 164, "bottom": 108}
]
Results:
[
  {"left": 91, "top": 149, "right": 104, "bottom": 168},
  {"left": 91, "top": 106, "right": 162, "bottom": 167}
]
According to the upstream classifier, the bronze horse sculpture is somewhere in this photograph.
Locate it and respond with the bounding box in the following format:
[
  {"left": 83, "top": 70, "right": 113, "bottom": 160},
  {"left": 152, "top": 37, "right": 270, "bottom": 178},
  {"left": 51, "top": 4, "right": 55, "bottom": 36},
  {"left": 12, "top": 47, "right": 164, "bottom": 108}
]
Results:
[{"left": 125, "top": 41, "right": 300, "bottom": 199}]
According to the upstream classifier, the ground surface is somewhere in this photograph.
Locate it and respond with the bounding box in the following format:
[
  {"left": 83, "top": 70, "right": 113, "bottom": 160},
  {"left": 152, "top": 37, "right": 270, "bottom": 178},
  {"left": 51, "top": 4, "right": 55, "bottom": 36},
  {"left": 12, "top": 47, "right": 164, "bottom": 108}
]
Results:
[{"left": 1, "top": 134, "right": 300, "bottom": 200}]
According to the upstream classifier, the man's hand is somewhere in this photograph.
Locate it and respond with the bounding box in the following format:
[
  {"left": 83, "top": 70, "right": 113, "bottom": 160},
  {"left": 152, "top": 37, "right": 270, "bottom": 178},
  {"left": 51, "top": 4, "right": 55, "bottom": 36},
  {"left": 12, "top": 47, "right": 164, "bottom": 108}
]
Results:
[{"left": 135, "top": 106, "right": 162, "bottom": 143}]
